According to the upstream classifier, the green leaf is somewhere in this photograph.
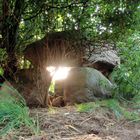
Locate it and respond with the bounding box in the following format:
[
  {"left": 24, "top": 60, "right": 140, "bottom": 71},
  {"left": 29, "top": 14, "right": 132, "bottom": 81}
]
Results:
[{"left": 0, "top": 68, "right": 4, "bottom": 76}]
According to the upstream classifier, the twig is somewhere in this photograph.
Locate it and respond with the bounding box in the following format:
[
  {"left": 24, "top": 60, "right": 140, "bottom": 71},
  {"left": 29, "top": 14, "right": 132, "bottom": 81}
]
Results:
[
  {"left": 80, "top": 112, "right": 94, "bottom": 125},
  {"left": 65, "top": 125, "right": 81, "bottom": 134}
]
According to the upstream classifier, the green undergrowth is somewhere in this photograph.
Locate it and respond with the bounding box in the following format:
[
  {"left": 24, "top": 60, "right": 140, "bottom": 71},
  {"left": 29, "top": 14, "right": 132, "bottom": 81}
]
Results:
[
  {"left": 0, "top": 82, "right": 40, "bottom": 136},
  {"left": 76, "top": 99, "right": 140, "bottom": 121},
  {"left": 132, "top": 94, "right": 140, "bottom": 109}
]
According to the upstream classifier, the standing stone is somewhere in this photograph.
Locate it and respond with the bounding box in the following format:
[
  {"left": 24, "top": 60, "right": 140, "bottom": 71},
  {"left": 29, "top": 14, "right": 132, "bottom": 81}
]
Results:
[{"left": 64, "top": 67, "right": 113, "bottom": 105}]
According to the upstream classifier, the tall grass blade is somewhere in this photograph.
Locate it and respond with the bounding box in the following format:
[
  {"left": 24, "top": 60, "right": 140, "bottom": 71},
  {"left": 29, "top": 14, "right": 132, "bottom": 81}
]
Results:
[{"left": 0, "top": 82, "right": 40, "bottom": 136}]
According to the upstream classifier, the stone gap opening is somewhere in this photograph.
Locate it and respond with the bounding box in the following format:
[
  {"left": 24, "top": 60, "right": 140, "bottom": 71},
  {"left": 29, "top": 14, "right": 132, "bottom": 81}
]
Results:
[{"left": 46, "top": 66, "right": 71, "bottom": 94}]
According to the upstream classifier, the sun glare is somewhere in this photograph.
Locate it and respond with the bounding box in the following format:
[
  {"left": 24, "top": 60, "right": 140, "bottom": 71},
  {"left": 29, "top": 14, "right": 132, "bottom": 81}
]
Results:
[{"left": 46, "top": 66, "right": 71, "bottom": 81}]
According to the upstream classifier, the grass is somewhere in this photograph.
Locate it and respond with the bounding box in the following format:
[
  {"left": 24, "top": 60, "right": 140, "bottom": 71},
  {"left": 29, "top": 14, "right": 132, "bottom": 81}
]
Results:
[
  {"left": 76, "top": 99, "right": 140, "bottom": 121},
  {"left": 76, "top": 102, "right": 100, "bottom": 113},
  {"left": 132, "top": 94, "right": 140, "bottom": 109},
  {"left": 0, "top": 82, "right": 40, "bottom": 136}
]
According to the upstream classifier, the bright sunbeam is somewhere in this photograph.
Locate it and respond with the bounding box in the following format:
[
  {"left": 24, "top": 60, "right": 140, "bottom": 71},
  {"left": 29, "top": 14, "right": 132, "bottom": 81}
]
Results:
[{"left": 46, "top": 66, "right": 71, "bottom": 81}]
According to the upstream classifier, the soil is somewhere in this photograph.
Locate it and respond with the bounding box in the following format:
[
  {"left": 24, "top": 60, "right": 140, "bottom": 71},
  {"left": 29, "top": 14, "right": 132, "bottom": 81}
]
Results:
[{"left": 1, "top": 106, "right": 140, "bottom": 140}]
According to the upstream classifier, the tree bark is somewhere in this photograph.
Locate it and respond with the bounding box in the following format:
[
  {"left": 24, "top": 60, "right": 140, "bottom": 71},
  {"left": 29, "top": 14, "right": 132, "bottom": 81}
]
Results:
[{"left": 2, "top": 0, "right": 25, "bottom": 80}]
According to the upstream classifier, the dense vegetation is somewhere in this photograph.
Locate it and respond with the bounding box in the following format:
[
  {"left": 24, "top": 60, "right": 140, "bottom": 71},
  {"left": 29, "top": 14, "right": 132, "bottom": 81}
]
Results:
[
  {"left": 0, "top": 0, "right": 139, "bottom": 98},
  {"left": 0, "top": 0, "right": 140, "bottom": 136}
]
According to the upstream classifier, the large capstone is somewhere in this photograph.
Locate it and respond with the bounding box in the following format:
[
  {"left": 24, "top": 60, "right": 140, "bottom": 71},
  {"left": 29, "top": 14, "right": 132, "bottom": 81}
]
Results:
[
  {"left": 63, "top": 67, "right": 114, "bottom": 105},
  {"left": 83, "top": 45, "right": 120, "bottom": 77}
]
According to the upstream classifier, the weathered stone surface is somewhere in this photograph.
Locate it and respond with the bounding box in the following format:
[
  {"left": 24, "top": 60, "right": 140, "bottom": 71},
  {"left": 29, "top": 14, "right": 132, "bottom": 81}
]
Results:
[
  {"left": 15, "top": 68, "right": 34, "bottom": 83},
  {"left": 24, "top": 30, "right": 84, "bottom": 67},
  {"left": 0, "top": 81, "right": 15, "bottom": 99},
  {"left": 63, "top": 67, "right": 113, "bottom": 105},
  {"left": 84, "top": 47, "right": 120, "bottom": 77},
  {"left": 55, "top": 80, "right": 64, "bottom": 97},
  {"left": 87, "top": 50, "right": 120, "bottom": 67}
]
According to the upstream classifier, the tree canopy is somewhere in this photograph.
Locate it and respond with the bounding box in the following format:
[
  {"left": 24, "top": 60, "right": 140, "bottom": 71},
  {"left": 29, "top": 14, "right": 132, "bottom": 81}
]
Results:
[
  {"left": 1, "top": 0, "right": 139, "bottom": 47},
  {"left": 0, "top": 0, "right": 140, "bottom": 98}
]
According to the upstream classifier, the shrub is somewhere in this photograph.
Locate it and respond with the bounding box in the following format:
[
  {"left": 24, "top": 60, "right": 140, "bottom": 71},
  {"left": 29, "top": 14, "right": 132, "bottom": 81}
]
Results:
[{"left": 111, "top": 31, "right": 140, "bottom": 100}]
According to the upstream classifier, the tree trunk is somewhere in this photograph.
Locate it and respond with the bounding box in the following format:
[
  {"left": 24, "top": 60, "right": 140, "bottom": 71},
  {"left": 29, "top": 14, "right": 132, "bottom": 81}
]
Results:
[{"left": 2, "top": 0, "right": 25, "bottom": 80}]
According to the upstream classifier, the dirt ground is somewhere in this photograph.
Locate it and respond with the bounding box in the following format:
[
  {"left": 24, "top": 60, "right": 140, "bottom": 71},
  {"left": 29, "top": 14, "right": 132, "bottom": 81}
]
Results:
[{"left": 1, "top": 106, "right": 140, "bottom": 140}]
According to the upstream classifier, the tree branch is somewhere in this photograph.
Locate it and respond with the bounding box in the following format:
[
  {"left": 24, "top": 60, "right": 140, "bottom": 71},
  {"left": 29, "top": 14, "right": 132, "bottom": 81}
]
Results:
[{"left": 24, "top": 1, "right": 86, "bottom": 21}]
